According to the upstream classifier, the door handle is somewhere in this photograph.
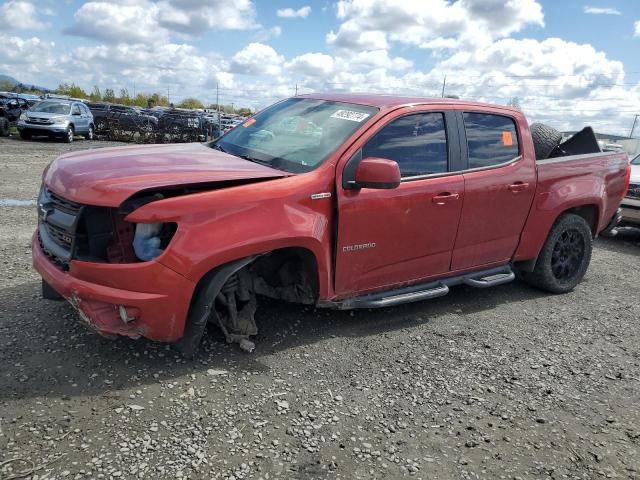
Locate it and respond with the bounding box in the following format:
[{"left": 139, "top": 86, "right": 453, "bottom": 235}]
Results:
[
  {"left": 432, "top": 192, "right": 460, "bottom": 205},
  {"left": 508, "top": 182, "right": 529, "bottom": 193}
]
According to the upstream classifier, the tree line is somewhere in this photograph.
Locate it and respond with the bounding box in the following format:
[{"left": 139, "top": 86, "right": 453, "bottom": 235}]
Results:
[
  {"left": 55, "top": 83, "right": 252, "bottom": 115},
  {"left": 2, "top": 80, "right": 251, "bottom": 115}
]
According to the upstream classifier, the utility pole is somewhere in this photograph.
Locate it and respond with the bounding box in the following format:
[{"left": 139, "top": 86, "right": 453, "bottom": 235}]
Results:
[
  {"left": 133, "top": 81, "right": 136, "bottom": 99},
  {"left": 167, "top": 86, "right": 171, "bottom": 106},
  {"left": 216, "top": 83, "right": 221, "bottom": 134},
  {"left": 441, "top": 75, "right": 446, "bottom": 98},
  {"left": 295, "top": 83, "right": 298, "bottom": 95},
  {"left": 631, "top": 114, "right": 639, "bottom": 138}
]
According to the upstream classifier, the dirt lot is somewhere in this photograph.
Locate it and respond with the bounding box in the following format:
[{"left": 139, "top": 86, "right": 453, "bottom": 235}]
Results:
[{"left": 0, "top": 136, "right": 639, "bottom": 480}]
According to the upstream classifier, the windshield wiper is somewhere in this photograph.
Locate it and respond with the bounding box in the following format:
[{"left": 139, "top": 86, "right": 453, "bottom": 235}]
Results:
[
  {"left": 237, "top": 154, "right": 273, "bottom": 167},
  {"left": 212, "top": 143, "right": 274, "bottom": 168}
]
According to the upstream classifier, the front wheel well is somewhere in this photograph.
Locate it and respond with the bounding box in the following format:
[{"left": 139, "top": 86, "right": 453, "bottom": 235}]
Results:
[{"left": 174, "top": 247, "right": 320, "bottom": 357}]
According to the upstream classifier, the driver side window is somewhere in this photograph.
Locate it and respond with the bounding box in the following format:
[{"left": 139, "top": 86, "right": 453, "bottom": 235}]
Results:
[{"left": 362, "top": 112, "right": 448, "bottom": 178}]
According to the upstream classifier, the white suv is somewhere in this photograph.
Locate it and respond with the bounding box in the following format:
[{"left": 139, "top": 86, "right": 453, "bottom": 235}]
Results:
[{"left": 621, "top": 153, "right": 640, "bottom": 226}]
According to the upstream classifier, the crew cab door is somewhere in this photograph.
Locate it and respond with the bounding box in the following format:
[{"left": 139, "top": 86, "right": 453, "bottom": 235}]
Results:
[
  {"left": 451, "top": 110, "right": 536, "bottom": 270},
  {"left": 335, "top": 109, "right": 464, "bottom": 296}
]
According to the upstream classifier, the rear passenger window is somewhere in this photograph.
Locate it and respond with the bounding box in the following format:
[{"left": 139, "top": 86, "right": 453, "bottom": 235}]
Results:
[
  {"left": 463, "top": 113, "right": 519, "bottom": 169},
  {"left": 363, "top": 113, "right": 448, "bottom": 177}
]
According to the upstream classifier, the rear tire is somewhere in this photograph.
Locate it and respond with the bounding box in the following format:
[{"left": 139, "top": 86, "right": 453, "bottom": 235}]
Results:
[
  {"left": 86, "top": 124, "right": 94, "bottom": 140},
  {"left": 530, "top": 123, "right": 562, "bottom": 160},
  {"left": 0, "top": 117, "right": 9, "bottom": 137},
  {"left": 42, "top": 280, "right": 64, "bottom": 301},
  {"left": 520, "top": 213, "right": 592, "bottom": 294}
]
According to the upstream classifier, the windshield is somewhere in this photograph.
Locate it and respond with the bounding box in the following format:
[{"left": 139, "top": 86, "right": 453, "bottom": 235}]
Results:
[
  {"left": 31, "top": 101, "right": 71, "bottom": 115},
  {"left": 632, "top": 154, "right": 640, "bottom": 165},
  {"left": 212, "top": 98, "right": 378, "bottom": 173}
]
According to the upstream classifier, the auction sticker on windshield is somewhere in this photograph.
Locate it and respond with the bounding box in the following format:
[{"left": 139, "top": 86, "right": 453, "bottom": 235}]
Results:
[{"left": 331, "top": 110, "right": 371, "bottom": 122}]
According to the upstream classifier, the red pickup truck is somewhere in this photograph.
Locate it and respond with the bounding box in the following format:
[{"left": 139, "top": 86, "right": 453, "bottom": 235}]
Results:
[{"left": 33, "top": 94, "right": 631, "bottom": 355}]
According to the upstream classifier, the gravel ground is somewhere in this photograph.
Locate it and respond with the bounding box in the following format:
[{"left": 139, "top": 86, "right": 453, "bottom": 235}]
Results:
[{"left": 1, "top": 136, "right": 639, "bottom": 480}]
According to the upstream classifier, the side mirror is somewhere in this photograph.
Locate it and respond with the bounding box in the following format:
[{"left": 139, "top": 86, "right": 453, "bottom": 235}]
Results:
[{"left": 354, "top": 157, "right": 401, "bottom": 189}]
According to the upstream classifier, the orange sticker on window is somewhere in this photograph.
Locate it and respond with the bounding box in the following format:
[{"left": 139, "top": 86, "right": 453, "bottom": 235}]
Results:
[
  {"left": 502, "top": 131, "right": 513, "bottom": 146},
  {"left": 243, "top": 118, "right": 256, "bottom": 128}
]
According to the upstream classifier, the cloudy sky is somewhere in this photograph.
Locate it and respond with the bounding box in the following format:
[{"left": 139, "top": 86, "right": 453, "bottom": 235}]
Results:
[{"left": 1, "top": 0, "right": 639, "bottom": 134}]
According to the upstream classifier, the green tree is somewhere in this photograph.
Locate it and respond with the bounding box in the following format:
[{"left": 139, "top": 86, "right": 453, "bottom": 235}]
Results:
[
  {"left": 103, "top": 88, "right": 116, "bottom": 103},
  {"left": 132, "top": 93, "right": 149, "bottom": 107},
  {"left": 177, "top": 97, "right": 204, "bottom": 109},
  {"left": 148, "top": 93, "right": 169, "bottom": 107},
  {"left": 89, "top": 86, "right": 102, "bottom": 102},
  {"left": 119, "top": 88, "right": 131, "bottom": 105},
  {"left": 237, "top": 107, "right": 252, "bottom": 116},
  {"left": 56, "top": 83, "right": 88, "bottom": 98}
]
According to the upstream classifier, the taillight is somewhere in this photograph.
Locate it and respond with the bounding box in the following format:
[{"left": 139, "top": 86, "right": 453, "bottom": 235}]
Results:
[{"left": 624, "top": 163, "right": 631, "bottom": 192}]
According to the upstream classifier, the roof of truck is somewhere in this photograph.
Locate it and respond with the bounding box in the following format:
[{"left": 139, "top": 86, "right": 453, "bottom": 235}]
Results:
[{"left": 297, "top": 93, "right": 519, "bottom": 112}]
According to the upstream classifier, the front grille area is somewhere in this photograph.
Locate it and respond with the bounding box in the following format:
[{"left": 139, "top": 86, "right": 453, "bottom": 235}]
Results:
[
  {"left": 48, "top": 188, "right": 82, "bottom": 215},
  {"left": 37, "top": 187, "right": 82, "bottom": 270},
  {"left": 45, "top": 222, "right": 73, "bottom": 248},
  {"left": 627, "top": 183, "right": 640, "bottom": 199},
  {"left": 27, "top": 117, "right": 53, "bottom": 125}
]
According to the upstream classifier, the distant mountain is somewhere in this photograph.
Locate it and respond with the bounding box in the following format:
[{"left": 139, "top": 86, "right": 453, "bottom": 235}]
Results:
[
  {"left": 0, "top": 74, "right": 52, "bottom": 92},
  {"left": 0, "top": 74, "right": 19, "bottom": 86}
]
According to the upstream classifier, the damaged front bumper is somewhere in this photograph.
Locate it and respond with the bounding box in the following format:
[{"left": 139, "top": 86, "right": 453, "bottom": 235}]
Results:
[{"left": 32, "top": 233, "right": 195, "bottom": 342}]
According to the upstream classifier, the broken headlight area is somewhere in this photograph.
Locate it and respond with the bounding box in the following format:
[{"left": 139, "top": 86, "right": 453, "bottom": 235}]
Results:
[
  {"left": 75, "top": 207, "right": 177, "bottom": 263},
  {"left": 37, "top": 186, "right": 177, "bottom": 267}
]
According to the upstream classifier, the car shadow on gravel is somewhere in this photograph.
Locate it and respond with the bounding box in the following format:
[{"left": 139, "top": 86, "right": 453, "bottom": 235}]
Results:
[{"left": 0, "top": 278, "right": 548, "bottom": 402}]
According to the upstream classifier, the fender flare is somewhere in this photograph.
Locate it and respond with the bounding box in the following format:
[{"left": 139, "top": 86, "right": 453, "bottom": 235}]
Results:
[{"left": 173, "top": 255, "right": 258, "bottom": 357}]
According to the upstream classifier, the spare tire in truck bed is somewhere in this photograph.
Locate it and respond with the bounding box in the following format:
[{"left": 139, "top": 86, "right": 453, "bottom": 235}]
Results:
[{"left": 530, "top": 123, "right": 562, "bottom": 160}]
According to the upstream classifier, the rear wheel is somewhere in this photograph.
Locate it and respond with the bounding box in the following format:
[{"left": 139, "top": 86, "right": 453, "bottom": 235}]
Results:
[
  {"left": 520, "top": 214, "right": 592, "bottom": 293},
  {"left": 86, "top": 124, "right": 94, "bottom": 140}
]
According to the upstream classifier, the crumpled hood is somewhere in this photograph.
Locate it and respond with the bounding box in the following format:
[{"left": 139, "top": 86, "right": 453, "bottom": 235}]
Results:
[{"left": 44, "top": 143, "right": 288, "bottom": 207}]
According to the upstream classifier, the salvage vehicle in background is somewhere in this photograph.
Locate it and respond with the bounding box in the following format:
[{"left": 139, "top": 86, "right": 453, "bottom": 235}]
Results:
[
  {"left": 32, "top": 94, "right": 631, "bottom": 356},
  {"left": 620, "top": 153, "right": 640, "bottom": 227},
  {"left": 0, "top": 96, "right": 29, "bottom": 137},
  {"left": 18, "top": 100, "right": 94, "bottom": 143}
]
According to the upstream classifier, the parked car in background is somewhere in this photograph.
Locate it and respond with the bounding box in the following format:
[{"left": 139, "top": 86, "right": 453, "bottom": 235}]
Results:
[
  {"left": 32, "top": 94, "right": 631, "bottom": 356},
  {"left": 0, "top": 96, "right": 29, "bottom": 136},
  {"left": 17, "top": 99, "right": 94, "bottom": 143},
  {"left": 620, "top": 153, "right": 640, "bottom": 227},
  {"left": 88, "top": 103, "right": 158, "bottom": 134}
]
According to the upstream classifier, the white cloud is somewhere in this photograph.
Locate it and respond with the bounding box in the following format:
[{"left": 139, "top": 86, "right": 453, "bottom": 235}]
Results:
[
  {"left": 584, "top": 6, "right": 621, "bottom": 15},
  {"left": 635, "top": 20, "right": 640, "bottom": 37},
  {"left": 327, "top": 0, "right": 544, "bottom": 51},
  {"left": 286, "top": 52, "right": 335, "bottom": 76},
  {"left": 0, "top": 1, "right": 50, "bottom": 31},
  {"left": 277, "top": 6, "right": 311, "bottom": 18},
  {"left": 252, "top": 25, "right": 282, "bottom": 42},
  {"left": 65, "top": 0, "right": 257, "bottom": 43},
  {"left": 230, "top": 43, "right": 284, "bottom": 76},
  {"left": 157, "top": 0, "right": 257, "bottom": 34},
  {"left": 66, "top": 1, "right": 165, "bottom": 43}
]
